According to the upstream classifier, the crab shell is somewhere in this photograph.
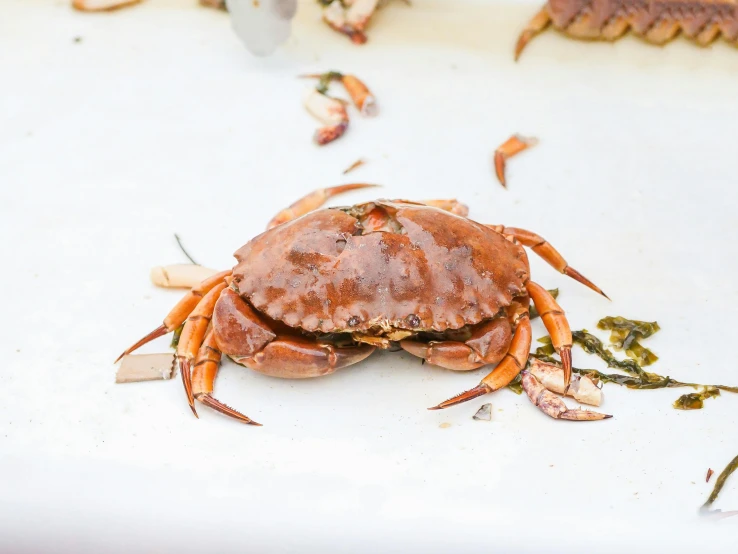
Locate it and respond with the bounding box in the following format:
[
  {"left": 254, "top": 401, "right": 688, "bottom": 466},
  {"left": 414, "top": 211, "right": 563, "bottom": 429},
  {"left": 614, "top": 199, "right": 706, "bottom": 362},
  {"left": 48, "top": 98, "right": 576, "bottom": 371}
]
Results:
[{"left": 231, "top": 200, "right": 531, "bottom": 344}]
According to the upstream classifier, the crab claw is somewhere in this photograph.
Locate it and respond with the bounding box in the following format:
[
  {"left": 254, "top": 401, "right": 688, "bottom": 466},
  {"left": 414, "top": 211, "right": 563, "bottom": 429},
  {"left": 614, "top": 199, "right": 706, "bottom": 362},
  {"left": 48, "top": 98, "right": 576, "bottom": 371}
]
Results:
[
  {"left": 428, "top": 383, "right": 492, "bottom": 410},
  {"left": 521, "top": 370, "right": 612, "bottom": 421}
]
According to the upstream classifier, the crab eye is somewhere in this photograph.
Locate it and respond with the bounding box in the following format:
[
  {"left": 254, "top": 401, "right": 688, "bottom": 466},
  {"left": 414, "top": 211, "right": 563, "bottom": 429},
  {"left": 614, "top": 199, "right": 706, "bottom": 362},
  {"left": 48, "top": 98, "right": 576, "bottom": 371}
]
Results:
[
  {"left": 348, "top": 316, "right": 361, "bottom": 327},
  {"left": 406, "top": 314, "right": 420, "bottom": 328}
]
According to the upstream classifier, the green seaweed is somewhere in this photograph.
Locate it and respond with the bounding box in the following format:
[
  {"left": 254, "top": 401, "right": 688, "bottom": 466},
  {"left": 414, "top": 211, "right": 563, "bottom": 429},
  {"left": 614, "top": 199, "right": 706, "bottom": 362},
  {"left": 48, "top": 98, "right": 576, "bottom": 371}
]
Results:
[
  {"left": 597, "top": 316, "right": 660, "bottom": 366},
  {"left": 170, "top": 322, "right": 185, "bottom": 349},
  {"left": 507, "top": 373, "right": 523, "bottom": 395},
  {"left": 529, "top": 289, "right": 558, "bottom": 320},
  {"left": 702, "top": 454, "right": 738, "bottom": 512},
  {"left": 530, "top": 327, "right": 738, "bottom": 406},
  {"left": 673, "top": 387, "right": 720, "bottom": 410},
  {"left": 314, "top": 71, "right": 345, "bottom": 94}
]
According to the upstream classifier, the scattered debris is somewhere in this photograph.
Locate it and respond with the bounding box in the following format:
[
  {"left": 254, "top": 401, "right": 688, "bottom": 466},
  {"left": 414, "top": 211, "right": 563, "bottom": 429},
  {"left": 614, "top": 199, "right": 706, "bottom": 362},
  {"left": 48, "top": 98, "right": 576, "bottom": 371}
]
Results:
[
  {"left": 343, "top": 158, "right": 366, "bottom": 174},
  {"left": 701, "top": 454, "right": 738, "bottom": 518},
  {"left": 300, "top": 72, "right": 376, "bottom": 145},
  {"left": 72, "top": 0, "right": 141, "bottom": 11},
  {"left": 493, "top": 134, "right": 538, "bottom": 188},
  {"left": 520, "top": 370, "right": 612, "bottom": 421},
  {"left": 707, "top": 468, "right": 715, "bottom": 483},
  {"left": 529, "top": 288, "right": 558, "bottom": 319},
  {"left": 150, "top": 264, "right": 220, "bottom": 289},
  {"left": 321, "top": 0, "right": 376, "bottom": 44},
  {"left": 73, "top": 36, "right": 83, "bottom": 43},
  {"left": 473, "top": 403, "right": 492, "bottom": 421},
  {"left": 439, "top": 422, "right": 452, "bottom": 429},
  {"left": 303, "top": 88, "right": 350, "bottom": 145},
  {"left": 200, "top": 0, "right": 227, "bottom": 9},
  {"left": 528, "top": 358, "right": 602, "bottom": 406},
  {"left": 116, "top": 353, "right": 174, "bottom": 383},
  {"left": 301, "top": 71, "right": 377, "bottom": 116},
  {"left": 174, "top": 233, "right": 199, "bottom": 265}
]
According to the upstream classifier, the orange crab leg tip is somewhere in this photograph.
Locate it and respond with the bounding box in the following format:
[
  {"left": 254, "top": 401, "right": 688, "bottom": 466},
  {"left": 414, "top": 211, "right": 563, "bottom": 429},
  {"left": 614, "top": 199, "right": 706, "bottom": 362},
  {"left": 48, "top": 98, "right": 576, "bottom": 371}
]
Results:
[
  {"left": 428, "top": 383, "right": 492, "bottom": 410},
  {"left": 563, "top": 266, "right": 610, "bottom": 299},
  {"left": 179, "top": 357, "right": 197, "bottom": 417},
  {"left": 197, "top": 394, "right": 261, "bottom": 425},
  {"left": 494, "top": 151, "right": 507, "bottom": 188},
  {"left": 114, "top": 324, "right": 167, "bottom": 363}
]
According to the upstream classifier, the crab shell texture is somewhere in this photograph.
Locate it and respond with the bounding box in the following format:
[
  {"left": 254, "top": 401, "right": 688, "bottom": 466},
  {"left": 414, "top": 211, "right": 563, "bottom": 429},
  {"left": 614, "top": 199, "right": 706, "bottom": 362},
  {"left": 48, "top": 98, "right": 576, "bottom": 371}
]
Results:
[{"left": 230, "top": 200, "right": 531, "bottom": 344}]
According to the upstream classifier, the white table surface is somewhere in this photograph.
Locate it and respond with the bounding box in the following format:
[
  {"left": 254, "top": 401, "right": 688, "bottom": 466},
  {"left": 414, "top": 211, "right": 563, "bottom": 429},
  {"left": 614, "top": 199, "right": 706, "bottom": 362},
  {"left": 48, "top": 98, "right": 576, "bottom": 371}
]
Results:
[{"left": 3, "top": 1, "right": 738, "bottom": 552}]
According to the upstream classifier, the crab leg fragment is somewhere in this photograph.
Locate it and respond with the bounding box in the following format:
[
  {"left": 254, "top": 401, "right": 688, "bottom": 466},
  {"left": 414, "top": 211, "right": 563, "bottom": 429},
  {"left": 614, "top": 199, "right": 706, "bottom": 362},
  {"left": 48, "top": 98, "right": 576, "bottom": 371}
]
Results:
[
  {"left": 303, "top": 88, "right": 350, "bottom": 146},
  {"left": 526, "top": 280, "right": 572, "bottom": 389},
  {"left": 266, "top": 183, "right": 380, "bottom": 229},
  {"left": 114, "top": 269, "right": 232, "bottom": 363},
  {"left": 429, "top": 315, "right": 532, "bottom": 410},
  {"left": 488, "top": 224, "right": 609, "bottom": 299},
  {"left": 514, "top": 7, "right": 551, "bottom": 61},
  {"left": 493, "top": 134, "right": 538, "bottom": 188},
  {"left": 521, "top": 370, "right": 612, "bottom": 421}
]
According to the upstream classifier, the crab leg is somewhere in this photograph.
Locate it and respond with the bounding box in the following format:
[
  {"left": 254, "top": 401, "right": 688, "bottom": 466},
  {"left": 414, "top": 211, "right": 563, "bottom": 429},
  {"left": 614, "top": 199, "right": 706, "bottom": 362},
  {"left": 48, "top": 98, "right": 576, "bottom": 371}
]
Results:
[
  {"left": 514, "top": 7, "right": 551, "bottom": 61},
  {"left": 488, "top": 225, "right": 608, "bottom": 299},
  {"left": 115, "top": 270, "right": 231, "bottom": 363},
  {"left": 429, "top": 314, "right": 532, "bottom": 410},
  {"left": 192, "top": 329, "right": 260, "bottom": 425},
  {"left": 526, "top": 280, "right": 572, "bottom": 389},
  {"left": 176, "top": 282, "right": 228, "bottom": 417},
  {"left": 521, "top": 370, "right": 611, "bottom": 421},
  {"left": 266, "top": 183, "right": 380, "bottom": 230}
]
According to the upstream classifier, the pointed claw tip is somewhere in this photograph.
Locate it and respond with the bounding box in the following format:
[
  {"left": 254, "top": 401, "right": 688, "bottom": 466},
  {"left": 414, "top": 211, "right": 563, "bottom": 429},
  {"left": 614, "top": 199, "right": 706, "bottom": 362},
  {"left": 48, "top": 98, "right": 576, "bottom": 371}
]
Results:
[
  {"left": 604, "top": 414, "right": 613, "bottom": 419},
  {"left": 427, "top": 406, "right": 443, "bottom": 411}
]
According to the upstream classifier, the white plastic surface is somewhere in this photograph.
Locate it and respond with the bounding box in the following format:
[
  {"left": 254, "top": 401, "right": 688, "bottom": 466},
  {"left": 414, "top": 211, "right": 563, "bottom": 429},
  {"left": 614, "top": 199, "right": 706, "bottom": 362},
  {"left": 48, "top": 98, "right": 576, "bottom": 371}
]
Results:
[{"left": 2, "top": 1, "right": 738, "bottom": 552}]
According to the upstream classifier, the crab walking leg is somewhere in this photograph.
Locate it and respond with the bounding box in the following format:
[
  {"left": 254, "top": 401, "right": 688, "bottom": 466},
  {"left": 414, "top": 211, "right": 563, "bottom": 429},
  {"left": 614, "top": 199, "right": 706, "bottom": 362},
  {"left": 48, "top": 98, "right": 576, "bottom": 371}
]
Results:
[
  {"left": 488, "top": 225, "right": 608, "bottom": 298},
  {"left": 192, "top": 329, "right": 260, "bottom": 425},
  {"left": 266, "top": 183, "right": 380, "bottom": 230},
  {"left": 115, "top": 270, "right": 232, "bottom": 362},
  {"left": 176, "top": 282, "right": 228, "bottom": 417},
  {"left": 526, "top": 280, "right": 573, "bottom": 389},
  {"left": 521, "top": 370, "right": 612, "bottom": 421},
  {"left": 429, "top": 315, "right": 532, "bottom": 410},
  {"left": 514, "top": 7, "right": 551, "bottom": 61},
  {"left": 401, "top": 317, "right": 512, "bottom": 371}
]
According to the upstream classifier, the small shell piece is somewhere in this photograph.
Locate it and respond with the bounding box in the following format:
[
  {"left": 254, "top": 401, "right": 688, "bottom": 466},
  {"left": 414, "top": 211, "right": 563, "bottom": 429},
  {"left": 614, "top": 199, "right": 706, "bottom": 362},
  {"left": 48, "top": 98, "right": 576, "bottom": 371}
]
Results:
[
  {"left": 528, "top": 358, "right": 602, "bottom": 407},
  {"left": 116, "top": 353, "right": 174, "bottom": 384},
  {"left": 150, "top": 265, "right": 220, "bottom": 289},
  {"left": 72, "top": 0, "right": 141, "bottom": 10},
  {"left": 521, "top": 370, "right": 611, "bottom": 421},
  {"left": 473, "top": 403, "right": 492, "bottom": 421}
]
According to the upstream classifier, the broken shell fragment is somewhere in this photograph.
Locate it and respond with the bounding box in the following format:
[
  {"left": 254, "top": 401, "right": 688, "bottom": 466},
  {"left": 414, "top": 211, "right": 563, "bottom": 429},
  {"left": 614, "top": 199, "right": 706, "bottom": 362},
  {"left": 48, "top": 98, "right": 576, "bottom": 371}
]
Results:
[
  {"left": 528, "top": 358, "right": 602, "bottom": 407},
  {"left": 116, "top": 353, "right": 175, "bottom": 384},
  {"left": 521, "top": 370, "right": 612, "bottom": 421},
  {"left": 150, "top": 264, "right": 221, "bottom": 289},
  {"left": 303, "top": 88, "right": 349, "bottom": 145},
  {"left": 473, "top": 403, "right": 492, "bottom": 421}
]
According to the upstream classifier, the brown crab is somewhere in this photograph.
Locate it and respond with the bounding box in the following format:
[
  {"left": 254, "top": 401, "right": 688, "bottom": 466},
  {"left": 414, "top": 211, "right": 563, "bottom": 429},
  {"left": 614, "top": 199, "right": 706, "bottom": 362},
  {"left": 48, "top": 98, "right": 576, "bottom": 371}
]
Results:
[{"left": 117, "top": 184, "right": 611, "bottom": 425}]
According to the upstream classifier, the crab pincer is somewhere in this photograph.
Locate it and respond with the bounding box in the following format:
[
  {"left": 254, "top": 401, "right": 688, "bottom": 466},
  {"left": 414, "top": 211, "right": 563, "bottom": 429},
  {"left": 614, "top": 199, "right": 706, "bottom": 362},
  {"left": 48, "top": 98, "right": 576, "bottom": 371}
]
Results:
[{"left": 520, "top": 370, "right": 612, "bottom": 421}]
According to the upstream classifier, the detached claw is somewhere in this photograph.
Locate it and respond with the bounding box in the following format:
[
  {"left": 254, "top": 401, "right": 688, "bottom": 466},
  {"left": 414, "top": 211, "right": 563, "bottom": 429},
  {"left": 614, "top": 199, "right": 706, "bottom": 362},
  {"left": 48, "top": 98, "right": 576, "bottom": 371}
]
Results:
[{"left": 521, "top": 370, "right": 612, "bottom": 421}]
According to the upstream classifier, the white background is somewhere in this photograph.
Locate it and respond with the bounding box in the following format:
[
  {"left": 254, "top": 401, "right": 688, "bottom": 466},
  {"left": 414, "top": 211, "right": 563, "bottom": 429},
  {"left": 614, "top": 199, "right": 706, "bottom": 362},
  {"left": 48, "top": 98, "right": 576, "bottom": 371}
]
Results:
[{"left": 2, "top": 1, "right": 738, "bottom": 552}]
